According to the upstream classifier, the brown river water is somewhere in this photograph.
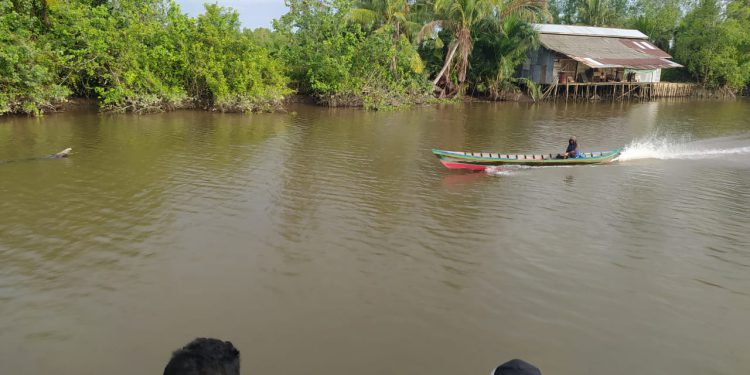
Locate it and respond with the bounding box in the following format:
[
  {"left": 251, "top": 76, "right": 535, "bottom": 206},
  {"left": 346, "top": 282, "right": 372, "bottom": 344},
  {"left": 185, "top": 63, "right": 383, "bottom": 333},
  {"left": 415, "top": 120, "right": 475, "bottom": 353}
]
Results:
[{"left": 1, "top": 100, "right": 749, "bottom": 375}]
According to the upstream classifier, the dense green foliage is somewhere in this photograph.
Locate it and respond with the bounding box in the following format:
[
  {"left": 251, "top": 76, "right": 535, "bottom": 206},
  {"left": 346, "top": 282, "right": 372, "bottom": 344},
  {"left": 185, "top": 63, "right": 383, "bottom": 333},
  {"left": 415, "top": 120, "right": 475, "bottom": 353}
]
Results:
[
  {"left": 674, "top": 0, "right": 750, "bottom": 89},
  {"left": 0, "top": 0, "right": 69, "bottom": 115},
  {"left": 548, "top": 0, "right": 629, "bottom": 26},
  {"left": 468, "top": 16, "right": 540, "bottom": 100},
  {"left": 274, "top": 0, "right": 430, "bottom": 109},
  {"left": 1, "top": 0, "right": 288, "bottom": 115},
  {"left": 2, "top": 0, "right": 749, "bottom": 116},
  {"left": 187, "top": 4, "right": 290, "bottom": 112},
  {"left": 416, "top": 0, "right": 548, "bottom": 96},
  {"left": 627, "top": 0, "right": 682, "bottom": 51}
]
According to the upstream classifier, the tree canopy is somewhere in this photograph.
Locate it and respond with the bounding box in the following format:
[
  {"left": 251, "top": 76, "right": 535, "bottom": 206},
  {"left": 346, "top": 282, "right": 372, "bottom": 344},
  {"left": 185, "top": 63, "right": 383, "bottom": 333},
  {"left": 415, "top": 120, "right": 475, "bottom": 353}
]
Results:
[{"left": 1, "top": 0, "right": 749, "bottom": 115}]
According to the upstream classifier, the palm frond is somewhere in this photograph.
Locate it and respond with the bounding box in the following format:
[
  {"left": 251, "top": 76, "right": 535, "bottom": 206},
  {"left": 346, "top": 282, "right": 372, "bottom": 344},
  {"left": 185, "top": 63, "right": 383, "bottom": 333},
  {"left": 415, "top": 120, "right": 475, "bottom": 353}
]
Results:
[
  {"left": 498, "top": 0, "right": 547, "bottom": 21},
  {"left": 349, "top": 8, "right": 379, "bottom": 26},
  {"left": 416, "top": 20, "right": 444, "bottom": 42}
]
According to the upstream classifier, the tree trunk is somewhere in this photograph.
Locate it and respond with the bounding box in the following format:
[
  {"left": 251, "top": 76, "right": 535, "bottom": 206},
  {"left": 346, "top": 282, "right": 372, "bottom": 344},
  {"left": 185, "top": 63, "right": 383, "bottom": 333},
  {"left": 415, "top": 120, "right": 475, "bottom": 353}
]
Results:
[
  {"left": 433, "top": 41, "right": 459, "bottom": 87},
  {"left": 35, "top": 0, "right": 51, "bottom": 27},
  {"left": 391, "top": 52, "right": 397, "bottom": 77},
  {"left": 391, "top": 21, "right": 399, "bottom": 79}
]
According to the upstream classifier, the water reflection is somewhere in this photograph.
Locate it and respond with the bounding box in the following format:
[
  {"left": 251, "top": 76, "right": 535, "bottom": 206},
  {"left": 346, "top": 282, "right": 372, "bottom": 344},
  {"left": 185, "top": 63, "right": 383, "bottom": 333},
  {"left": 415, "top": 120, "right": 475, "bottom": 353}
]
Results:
[{"left": 1, "top": 100, "right": 750, "bottom": 375}]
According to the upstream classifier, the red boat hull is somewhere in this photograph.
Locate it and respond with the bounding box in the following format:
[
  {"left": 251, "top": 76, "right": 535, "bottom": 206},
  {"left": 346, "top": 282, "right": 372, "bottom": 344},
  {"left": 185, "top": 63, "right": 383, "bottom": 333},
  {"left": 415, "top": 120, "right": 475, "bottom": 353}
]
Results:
[{"left": 439, "top": 160, "right": 489, "bottom": 171}]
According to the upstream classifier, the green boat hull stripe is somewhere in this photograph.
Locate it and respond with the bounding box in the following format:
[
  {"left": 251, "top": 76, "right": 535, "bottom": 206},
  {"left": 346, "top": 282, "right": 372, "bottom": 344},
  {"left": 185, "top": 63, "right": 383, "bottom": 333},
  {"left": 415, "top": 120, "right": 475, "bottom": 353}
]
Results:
[{"left": 432, "top": 148, "right": 621, "bottom": 166}]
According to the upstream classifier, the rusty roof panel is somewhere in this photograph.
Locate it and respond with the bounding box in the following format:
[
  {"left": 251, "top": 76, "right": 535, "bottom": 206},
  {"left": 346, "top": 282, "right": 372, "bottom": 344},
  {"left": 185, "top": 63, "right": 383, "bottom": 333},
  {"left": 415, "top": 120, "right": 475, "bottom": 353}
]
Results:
[
  {"left": 570, "top": 56, "right": 682, "bottom": 69},
  {"left": 619, "top": 39, "right": 671, "bottom": 58},
  {"left": 539, "top": 34, "right": 680, "bottom": 69},
  {"left": 596, "top": 58, "right": 683, "bottom": 69}
]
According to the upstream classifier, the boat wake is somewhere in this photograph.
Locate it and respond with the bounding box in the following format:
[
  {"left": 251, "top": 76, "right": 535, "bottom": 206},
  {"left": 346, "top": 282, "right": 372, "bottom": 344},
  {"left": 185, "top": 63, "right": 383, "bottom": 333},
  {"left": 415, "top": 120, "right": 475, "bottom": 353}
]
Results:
[
  {"left": 617, "top": 134, "right": 750, "bottom": 161},
  {"left": 485, "top": 164, "right": 554, "bottom": 176},
  {"left": 485, "top": 167, "right": 517, "bottom": 176}
]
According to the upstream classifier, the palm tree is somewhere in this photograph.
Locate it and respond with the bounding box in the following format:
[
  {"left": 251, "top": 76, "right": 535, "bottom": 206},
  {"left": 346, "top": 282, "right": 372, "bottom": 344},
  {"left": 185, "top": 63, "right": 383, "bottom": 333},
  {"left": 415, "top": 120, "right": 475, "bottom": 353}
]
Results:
[
  {"left": 351, "top": 0, "right": 418, "bottom": 75},
  {"left": 418, "top": 0, "right": 547, "bottom": 94},
  {"left": 351, "top": 0, "right": 411, "bottom": 33},
  {"left": 576, "top": 0, "right": 615, "bottom": 26},
  {"left": 471, "top": 15, "right": 540, "bottom": 99}
]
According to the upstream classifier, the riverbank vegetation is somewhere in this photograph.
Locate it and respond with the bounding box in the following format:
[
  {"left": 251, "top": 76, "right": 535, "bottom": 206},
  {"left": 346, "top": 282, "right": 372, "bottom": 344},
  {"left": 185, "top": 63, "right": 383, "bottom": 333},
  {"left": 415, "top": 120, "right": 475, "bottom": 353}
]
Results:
[
  {"left": 272, "top": 0, "right": 432, "bottom": 109},
  {"left": 1, "top": 0, "right": 749, "bottom": 115},
  {"left": 1, "top": 0, "right": 290, "bottom": 115}
]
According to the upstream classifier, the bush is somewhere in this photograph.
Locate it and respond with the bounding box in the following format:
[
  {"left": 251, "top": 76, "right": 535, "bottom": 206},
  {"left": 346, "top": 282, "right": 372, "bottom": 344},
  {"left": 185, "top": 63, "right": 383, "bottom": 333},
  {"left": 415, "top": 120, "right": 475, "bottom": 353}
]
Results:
[
  {"left": 0, "top": 1, "right": 69, "bottom": 115},
  {"left": 1, "top": 0, "right": 290, "bottom": 115},
  {"left": 185, "top": 4, "right": 291, "bottom": 112},
  {"left": 274, "top": 0, "right": 430, "bottom": 110}
]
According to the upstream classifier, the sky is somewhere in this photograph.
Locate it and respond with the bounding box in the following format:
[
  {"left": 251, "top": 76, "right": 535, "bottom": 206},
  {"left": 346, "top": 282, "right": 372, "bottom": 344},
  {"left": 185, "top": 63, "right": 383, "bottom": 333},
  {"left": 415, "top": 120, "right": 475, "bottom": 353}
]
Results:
[{"left": 176, "top": 0, "right": 289, "bottom": 29}]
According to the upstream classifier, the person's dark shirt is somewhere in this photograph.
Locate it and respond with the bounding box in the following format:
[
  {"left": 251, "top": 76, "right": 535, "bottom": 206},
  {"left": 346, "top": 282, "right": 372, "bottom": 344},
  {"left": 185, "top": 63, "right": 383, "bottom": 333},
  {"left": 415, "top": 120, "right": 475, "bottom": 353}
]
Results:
[{"left": 566, "top": 142, "right": 578, "bottom": 153}]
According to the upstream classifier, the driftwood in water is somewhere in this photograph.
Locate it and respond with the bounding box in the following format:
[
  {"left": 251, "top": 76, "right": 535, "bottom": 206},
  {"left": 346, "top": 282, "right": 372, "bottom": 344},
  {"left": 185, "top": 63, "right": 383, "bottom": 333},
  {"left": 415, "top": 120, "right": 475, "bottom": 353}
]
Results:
[
  {"left": 51, "top": 148, "right": 72, "bottom": 158},
  {"left": 0, "top": 147, "right": 72, "bottom": 165}
]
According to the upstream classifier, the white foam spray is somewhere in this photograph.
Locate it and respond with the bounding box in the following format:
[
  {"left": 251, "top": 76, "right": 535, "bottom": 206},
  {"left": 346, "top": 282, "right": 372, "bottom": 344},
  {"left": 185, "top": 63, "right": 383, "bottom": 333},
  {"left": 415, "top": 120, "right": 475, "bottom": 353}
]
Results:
[
  {"left": 485, "top": 164, "right": 574, "bottom": 176},
  {"left": 617, "top": 134, "right": 750, "bottom": 161},
  {"left": 485, "top": 167, "right": 517, "bottom": 176}
]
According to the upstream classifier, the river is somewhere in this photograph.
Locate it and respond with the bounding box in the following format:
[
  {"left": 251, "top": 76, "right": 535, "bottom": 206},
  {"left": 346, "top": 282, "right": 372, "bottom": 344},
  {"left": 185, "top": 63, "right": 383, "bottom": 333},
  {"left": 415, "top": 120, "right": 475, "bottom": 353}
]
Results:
[{"left": 1, "top": 99, "right": 749, "bottom": 375}]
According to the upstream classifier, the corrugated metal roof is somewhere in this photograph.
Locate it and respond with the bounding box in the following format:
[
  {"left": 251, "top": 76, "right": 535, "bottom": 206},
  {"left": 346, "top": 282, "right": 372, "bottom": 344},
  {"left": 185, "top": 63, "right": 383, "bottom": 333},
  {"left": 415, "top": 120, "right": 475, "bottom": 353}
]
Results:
[
  {"left": 533, "top": 24, "right": 647, "bottom": 39},
  {"left": 538, "top": 34, "right": 682, "bottom": 69},
  {"left": 619, "top": 39, "right": 671, "bottom": 58},
  {"left": 574, "top": 57, "right": 682, "bottom": 69}
]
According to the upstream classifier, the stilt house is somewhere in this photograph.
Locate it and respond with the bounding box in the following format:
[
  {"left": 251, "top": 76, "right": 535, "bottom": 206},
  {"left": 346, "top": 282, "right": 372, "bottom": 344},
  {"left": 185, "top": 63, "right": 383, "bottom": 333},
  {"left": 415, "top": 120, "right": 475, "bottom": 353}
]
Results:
[{"left": 520, "top": 24, "right": 682, "bottom": 84}]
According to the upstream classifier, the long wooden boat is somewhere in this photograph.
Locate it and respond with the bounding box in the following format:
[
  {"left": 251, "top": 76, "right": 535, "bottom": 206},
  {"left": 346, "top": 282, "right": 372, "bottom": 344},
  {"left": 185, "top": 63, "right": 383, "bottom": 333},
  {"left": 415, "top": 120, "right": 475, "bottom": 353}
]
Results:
[{"left": 432, "top": 148, "right": 621, "bottom": 170}]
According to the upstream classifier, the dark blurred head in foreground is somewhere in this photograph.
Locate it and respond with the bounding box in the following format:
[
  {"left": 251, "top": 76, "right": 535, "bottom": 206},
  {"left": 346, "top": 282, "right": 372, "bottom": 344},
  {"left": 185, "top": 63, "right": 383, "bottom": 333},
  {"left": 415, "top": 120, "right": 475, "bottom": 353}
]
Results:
[
  {"left": 164, "top": 338, "right": 240, "bottom": 375},
  {"left": 492, "top": 359, "right": 542, "bottom": 375}
]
